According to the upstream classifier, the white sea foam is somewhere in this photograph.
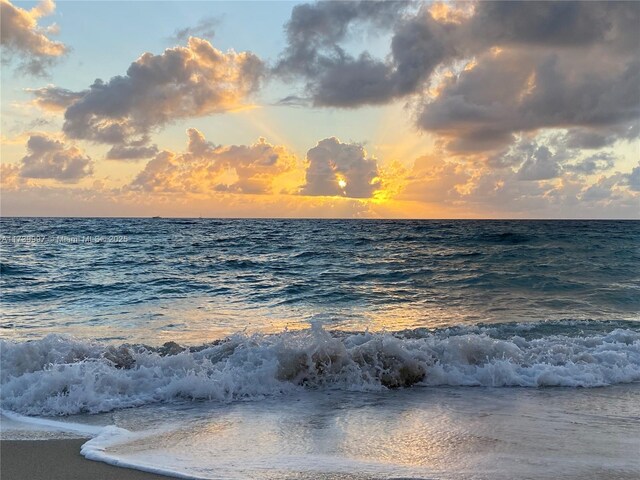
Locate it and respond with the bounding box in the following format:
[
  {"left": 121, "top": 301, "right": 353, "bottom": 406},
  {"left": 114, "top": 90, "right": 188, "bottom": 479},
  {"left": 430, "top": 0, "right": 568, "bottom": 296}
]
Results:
[
  {"left": 71, "top": 386, "right": 640, "bottom": 479},
  {"left": 1, "top": 322, "right": 639, "bottom": 416},
  {"left": 0, "top": 409, "right": 105, "bottom": 436},
  {"left": 80, "top": 426, "right": 209, "bottom": 480}
]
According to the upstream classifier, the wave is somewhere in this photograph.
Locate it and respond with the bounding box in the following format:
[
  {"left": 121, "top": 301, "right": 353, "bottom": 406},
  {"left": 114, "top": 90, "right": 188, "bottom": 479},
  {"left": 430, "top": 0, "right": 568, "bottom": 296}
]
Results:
[{"left": 1, "top": 321, "right": 639, "bottom": 416}]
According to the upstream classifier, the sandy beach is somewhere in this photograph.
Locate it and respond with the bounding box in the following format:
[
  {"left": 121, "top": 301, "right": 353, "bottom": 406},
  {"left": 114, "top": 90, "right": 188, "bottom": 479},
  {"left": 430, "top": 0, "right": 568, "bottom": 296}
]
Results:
[{"left": 0, "top": 439, "right": 177, "bottom": 480}]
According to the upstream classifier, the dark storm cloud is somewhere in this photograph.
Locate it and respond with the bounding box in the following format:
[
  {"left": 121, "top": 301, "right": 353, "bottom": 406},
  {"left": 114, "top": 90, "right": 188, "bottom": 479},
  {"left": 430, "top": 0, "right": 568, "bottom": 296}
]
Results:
[
  {"left": 301, "top": 137, "right": 381, "bottom": 198},
  {"left": 20, "top": 134, "right": 93, "bottom": 182}
]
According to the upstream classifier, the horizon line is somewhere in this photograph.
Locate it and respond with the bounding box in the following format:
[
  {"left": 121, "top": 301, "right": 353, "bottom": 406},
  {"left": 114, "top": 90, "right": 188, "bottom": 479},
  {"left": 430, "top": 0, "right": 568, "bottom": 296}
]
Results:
[{"left": 1, "top": 216, "right": 639, "bottom": 221}]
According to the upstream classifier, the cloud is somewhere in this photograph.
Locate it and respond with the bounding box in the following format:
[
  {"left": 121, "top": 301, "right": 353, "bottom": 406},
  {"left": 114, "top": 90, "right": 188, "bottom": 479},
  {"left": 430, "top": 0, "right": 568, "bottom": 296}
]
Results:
[
  {"left": 395, "top": 126, "right": 639, "bottom": 217},
  {"left": 627, "top": 163, "right": 640, "bottom": 192},
  {"left": 274, "top": 95, "right": 311, "bottom": 108},
  {"left": 0, "top": 180, "right": 378, "bottom": 219},
  {"left": 19, "top": 134, "right": 93, "bottom": 182},
  {"left": 275, "top": 0, "right": 413, "bottom": 107},
  {"left": 27, "top": 85, "right": 85, "bottom": 111},
  {"left": 0, "top": 163, "right": 24, "bottom": 191},
  {"left": 418, "top": 48, "right": 640, "bottom": 153},
  {"left": 105, "top": 141, "right": 159, "bottom": 161},
  {"left": 0, "top": 0, "right": 66, "bottom": 75},
  {"left": 416, "top": 1, "right": 640, "bottom": 152},
  {"left": 565, "top": 153, "right": 616, "bottom": 176},
  {"left": 276, "top": 0, "right": 405, "bottom": 75},
  {"left": 488, "top": 134, "right": 619, "bottom": 180},
  {"left": 130, "top": 128, "right": 296, "bottom": 194},
  {"left": 516, "top": 145, "right": 563, "bottom": 181},
  {"left": 170, "top": 17, "right": 219, "bottom": 43},
  {"left": 301, "top": 137, "right": 381, "bottom": 198},
  {"left": 277, "top": 1, "right": 639, "bottom": 154},
  {"left": 59, "top": 37, "right": 264, "bottom": 146},
  {"left": 579, "top": 174, "right": 625, "bottom": 202},
  {"left": 275, "top": 1, "right": 467, "bottom": 108},
  {"left": 563, "top": 125, "right": 639, "bottom": 150},
  {"left": 466, "top": 1, "right": 639, "bottom": 52},
  {"left": 401, "top": 154, "right": 470, "bottom": 204}
]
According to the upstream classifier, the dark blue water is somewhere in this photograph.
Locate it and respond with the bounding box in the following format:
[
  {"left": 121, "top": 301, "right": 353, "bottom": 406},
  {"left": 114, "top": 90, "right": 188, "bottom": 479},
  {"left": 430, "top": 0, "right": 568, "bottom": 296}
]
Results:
[
  {"left": 2, "top": 219, "right": 640, "bottom": 480},
  {"left": 1, "top": 218, "right": 638, "bottom": 343}
]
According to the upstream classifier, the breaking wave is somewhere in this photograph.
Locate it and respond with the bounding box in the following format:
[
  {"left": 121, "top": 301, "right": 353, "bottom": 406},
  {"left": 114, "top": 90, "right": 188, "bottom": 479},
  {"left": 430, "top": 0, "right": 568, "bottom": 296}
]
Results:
[{"left": 2, "top": 320, "right": 639, "bottom": 416}]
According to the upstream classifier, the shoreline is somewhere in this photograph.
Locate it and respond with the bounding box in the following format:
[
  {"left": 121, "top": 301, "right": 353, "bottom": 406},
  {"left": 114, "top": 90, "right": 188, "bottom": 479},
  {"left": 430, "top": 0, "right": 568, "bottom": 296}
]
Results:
[{"left": 0, "top": 439, "right": 178, "bottom": 480}]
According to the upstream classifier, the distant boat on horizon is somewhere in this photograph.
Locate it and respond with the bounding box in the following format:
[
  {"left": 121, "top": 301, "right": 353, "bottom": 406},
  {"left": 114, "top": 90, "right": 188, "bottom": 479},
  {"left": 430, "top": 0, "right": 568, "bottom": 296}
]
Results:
[{"left": 151, "top": 215, "right": 162, "bottom": 219}]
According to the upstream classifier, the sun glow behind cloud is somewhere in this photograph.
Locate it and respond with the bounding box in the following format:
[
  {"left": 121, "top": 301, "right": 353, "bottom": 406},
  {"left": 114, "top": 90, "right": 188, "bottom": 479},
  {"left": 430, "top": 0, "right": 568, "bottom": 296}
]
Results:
[{"left": 1, "top": 0, "right": 638, "bottom": 218}]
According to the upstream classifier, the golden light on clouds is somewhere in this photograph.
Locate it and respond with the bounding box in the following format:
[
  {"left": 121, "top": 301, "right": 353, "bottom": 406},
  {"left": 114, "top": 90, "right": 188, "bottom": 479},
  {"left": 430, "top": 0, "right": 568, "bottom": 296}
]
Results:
[
  {"left": 1, "top": 0, "right": 66, "bottom": 57},
  {"left": 428, "top": 1, "right": 475, "bottom": 24},
  {"left": 2, "top": 1, "right": 638, "bottom": 219}
]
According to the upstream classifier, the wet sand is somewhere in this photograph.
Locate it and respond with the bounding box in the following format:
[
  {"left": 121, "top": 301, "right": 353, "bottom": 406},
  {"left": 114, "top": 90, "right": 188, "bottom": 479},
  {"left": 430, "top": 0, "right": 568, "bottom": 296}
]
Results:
[{"left": 0, "top": 439, "right": 178, "bottom": 480}]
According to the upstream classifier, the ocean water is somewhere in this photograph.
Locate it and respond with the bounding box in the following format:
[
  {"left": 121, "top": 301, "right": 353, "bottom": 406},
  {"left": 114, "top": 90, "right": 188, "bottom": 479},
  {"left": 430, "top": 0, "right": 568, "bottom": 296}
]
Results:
[{"left": 1, "top": 219, "right": 639, "bottom": 479}]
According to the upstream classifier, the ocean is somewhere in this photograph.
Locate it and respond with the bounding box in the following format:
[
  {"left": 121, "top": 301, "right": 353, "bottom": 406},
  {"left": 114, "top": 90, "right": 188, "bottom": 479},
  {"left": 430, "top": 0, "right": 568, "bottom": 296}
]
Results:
[{"left": 1, "top": 218, "right": 639, "bottom": 479}]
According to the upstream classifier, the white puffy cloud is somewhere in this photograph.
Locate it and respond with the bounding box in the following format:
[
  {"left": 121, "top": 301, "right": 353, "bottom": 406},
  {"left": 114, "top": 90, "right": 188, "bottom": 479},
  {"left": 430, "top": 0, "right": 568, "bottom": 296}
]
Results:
[
  {"left": 19, "top": 134, "right": 93, "bottom": 182},
  {"left": 301, "top": 137, "right": 381, "bottom": 198},
  {"left": 0, "top": 0, "right": 66, "bottom": 75}
]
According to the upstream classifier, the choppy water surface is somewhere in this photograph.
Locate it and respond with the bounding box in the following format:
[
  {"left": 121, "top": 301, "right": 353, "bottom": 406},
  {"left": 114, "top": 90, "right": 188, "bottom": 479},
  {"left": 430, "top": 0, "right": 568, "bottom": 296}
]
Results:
[
  {"left": 2, "top": 218, "right": 638, "bottom": 342},
  {"left": 1, "top": 218, "right": 639, "bottom": 479}
]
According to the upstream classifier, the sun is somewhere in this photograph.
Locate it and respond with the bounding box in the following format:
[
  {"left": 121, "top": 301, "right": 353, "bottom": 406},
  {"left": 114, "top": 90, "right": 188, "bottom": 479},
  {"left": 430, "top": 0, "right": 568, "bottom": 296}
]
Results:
[{"left": 338, "top": 179, "right": 347, "bottom": 189}]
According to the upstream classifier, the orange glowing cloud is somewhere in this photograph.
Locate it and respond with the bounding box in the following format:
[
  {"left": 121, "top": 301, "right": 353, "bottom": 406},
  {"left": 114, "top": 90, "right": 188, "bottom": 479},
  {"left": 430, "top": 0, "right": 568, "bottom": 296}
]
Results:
[
  {"left": 129, "top": 128, "right": 297, "bottom": 195},
  {"left": 428, "top": 1, "right": 475, "bottom": 24}
]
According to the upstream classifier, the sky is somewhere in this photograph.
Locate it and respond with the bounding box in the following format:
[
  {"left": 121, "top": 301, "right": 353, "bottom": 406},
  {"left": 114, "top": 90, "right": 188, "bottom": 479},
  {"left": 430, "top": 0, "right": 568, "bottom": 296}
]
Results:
[{"left": 1, "top": 0, "right": 639, "bottom": 218}]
